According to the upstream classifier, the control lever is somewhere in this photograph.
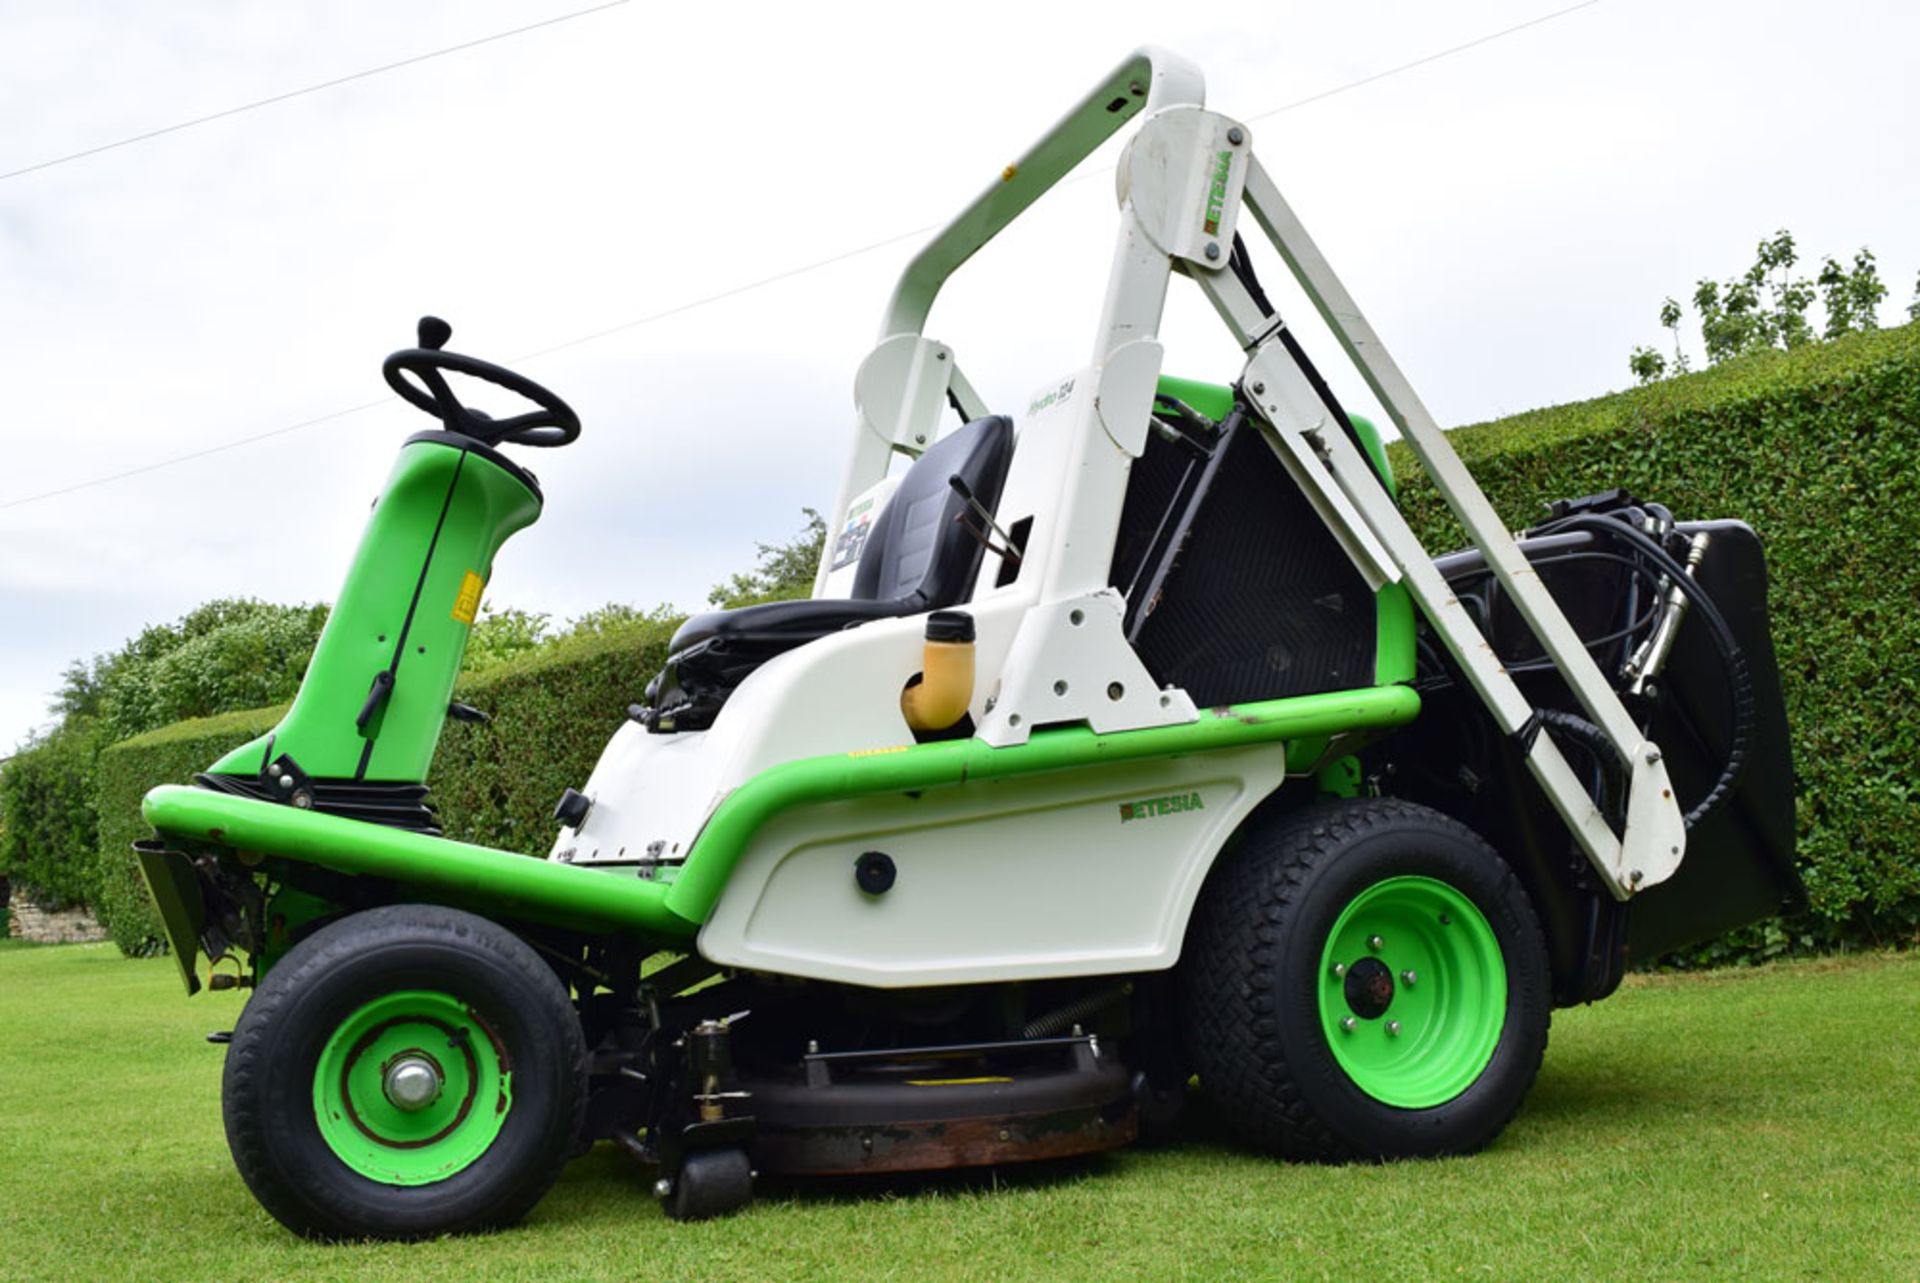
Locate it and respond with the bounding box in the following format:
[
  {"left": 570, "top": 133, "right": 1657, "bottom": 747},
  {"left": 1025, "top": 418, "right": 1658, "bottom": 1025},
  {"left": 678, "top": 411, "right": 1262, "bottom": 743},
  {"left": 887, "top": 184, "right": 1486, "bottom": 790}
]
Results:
[{"left": 948, "top": 475, "right": 1022, "bottom": 564}]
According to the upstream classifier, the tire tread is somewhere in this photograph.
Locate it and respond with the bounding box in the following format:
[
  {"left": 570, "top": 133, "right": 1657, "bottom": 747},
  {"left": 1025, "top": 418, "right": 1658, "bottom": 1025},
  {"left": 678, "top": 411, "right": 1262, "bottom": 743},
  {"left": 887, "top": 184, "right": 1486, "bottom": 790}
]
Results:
[{"left": 1181, "top": 797, "right": 1550, "bottom": 1162}]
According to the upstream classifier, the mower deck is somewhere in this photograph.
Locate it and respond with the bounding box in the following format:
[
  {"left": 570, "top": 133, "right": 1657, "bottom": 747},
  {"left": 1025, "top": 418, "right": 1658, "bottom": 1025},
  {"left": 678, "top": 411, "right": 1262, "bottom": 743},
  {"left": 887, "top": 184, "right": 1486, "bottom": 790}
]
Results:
[{"left": 745, "top": 1035, "right": 1137, "bottom": 1176}]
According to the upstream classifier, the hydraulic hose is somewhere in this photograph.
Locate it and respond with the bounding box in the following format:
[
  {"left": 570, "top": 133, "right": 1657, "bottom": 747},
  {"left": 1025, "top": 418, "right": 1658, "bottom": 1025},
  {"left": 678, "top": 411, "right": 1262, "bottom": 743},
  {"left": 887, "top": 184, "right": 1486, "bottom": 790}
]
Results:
[
  {"left": 1529, "top": 513, "right": 1755, "bottom": 830},
  {"left": 1533, "top": 707, "right": 1628, "bottom": 832}
]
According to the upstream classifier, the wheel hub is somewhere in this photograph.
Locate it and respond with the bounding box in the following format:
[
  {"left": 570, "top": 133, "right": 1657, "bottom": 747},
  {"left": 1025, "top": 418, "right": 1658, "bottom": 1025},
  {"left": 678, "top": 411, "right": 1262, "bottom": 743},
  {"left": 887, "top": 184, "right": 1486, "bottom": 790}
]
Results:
[
  {"left": 312, "top": 990, "right": 513, "bottom": 1186},
  {"left": 1316, "top": 875, "right": 1507, "bottom": 1108},
  {"left": 1342, "top": 957, "right": 1396, "bottom": 1020},
  {"left": 383, "top": 1054, "right": 444, "bottom": 1112}
]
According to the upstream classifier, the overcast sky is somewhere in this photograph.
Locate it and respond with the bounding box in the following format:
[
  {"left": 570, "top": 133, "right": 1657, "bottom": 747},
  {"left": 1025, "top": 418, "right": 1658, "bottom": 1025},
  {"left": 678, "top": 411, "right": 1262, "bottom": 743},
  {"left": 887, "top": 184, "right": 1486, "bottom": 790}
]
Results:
[{"left": 3, "top": 0, "right": 1917, "bottom": 753}]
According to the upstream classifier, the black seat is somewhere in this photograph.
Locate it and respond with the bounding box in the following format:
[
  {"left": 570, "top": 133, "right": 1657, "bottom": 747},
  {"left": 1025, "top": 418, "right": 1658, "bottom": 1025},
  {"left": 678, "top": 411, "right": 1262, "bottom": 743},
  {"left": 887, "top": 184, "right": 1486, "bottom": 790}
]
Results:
[{"left": 644, "top": 415, "right": 1015, "bottom": 731}]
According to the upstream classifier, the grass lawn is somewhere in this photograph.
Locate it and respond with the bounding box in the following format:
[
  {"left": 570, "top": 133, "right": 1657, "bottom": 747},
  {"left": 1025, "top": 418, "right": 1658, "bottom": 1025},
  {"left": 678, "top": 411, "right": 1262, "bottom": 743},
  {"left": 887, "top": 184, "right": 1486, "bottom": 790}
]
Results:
[{"left": 1, "top": 944, "right": 1916, "bottom": 1281}]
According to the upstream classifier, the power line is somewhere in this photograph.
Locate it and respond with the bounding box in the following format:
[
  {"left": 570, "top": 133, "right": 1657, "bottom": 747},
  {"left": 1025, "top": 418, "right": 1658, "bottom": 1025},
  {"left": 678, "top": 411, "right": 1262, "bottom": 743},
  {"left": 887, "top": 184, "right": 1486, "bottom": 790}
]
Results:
[
  {"left": 0, "top": 0, "right": 630, "bottom": 184},
  {"left": 0, "top": 0, "right": 1602, "bottom": 510},
  {"left": 1245, "top": 0, "right": 1601, "bottom": 126},
  {"left": 513, "top": 224, "right": 943, "bottom": 362},
  {"left": 0, "top": 400, "right": 391, "bottom": 510}
]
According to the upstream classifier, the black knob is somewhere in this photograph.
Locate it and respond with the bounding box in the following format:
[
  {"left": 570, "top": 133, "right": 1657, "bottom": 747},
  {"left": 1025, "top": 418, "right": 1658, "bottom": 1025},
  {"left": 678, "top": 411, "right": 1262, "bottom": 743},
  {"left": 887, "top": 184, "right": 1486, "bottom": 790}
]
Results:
[
  {"left": 854, "top": 851, "right": 896, "bottom": 896},
  {"left": 418, "top": 315, "right": 453, "bottom": 351},
  {"left": 553, "top": 787, "right": 592, "bottom": 829}
]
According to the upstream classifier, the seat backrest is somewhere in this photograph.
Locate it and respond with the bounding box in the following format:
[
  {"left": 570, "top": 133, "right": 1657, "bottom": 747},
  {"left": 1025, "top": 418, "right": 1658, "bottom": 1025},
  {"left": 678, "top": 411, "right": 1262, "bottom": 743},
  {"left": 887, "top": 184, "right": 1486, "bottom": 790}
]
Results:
[{"left": 852, "top": 415, "right": 1014, "bottom": 607}]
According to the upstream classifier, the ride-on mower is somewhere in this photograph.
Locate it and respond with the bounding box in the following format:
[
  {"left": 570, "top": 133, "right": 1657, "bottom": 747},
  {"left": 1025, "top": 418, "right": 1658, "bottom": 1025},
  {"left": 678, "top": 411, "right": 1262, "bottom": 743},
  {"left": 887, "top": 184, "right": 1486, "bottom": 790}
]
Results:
[{"left": 135, "top": 48, "right": 1803, "bottom": 1236}]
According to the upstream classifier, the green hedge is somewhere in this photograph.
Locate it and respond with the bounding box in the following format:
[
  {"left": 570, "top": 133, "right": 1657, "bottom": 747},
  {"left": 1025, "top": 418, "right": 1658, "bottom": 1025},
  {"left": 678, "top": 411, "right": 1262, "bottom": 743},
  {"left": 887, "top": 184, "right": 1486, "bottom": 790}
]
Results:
[
  {"left": 1390, "top": 321, "right": 1920, "bottom": 950},
  {"left": 430, "top": 616, "right": 680, "bottom": 851},
  {"left": 0, "top": 725, "right": 105, "bottom": 913},
  {"left": 90, "top": 615, "right": 682, "bottom": 953},
  {"left": 93, "top": 705, "right": 285, "bottom": 953}
]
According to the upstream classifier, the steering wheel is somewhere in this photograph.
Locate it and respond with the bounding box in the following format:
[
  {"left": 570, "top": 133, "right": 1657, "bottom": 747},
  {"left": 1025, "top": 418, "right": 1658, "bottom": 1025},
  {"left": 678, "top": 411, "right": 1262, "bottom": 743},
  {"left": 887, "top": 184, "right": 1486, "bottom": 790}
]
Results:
[{"left": 382, "top": 316, "right": 581, "bottom": 447}]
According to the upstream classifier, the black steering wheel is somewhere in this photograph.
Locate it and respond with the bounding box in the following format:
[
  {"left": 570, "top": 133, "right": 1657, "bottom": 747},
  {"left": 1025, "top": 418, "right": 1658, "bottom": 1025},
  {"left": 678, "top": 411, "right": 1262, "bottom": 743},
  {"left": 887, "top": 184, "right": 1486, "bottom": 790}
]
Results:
[{"left": 382, "top": 316, "right": 581, "bottom": 447}]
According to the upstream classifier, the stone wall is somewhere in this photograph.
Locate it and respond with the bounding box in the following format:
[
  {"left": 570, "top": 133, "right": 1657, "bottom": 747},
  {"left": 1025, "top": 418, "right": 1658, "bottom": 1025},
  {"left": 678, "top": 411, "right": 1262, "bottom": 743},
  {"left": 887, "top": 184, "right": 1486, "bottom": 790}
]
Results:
[{"left": 8, "top": 898, "right": 109, "bottom": 944}]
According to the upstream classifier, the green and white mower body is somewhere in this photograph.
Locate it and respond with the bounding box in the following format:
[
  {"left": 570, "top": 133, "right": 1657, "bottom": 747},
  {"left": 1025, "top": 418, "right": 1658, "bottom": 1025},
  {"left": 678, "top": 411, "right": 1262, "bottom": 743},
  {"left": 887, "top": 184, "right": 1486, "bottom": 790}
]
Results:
[{"left": 136, "top": 48, "right": 1802, "bottom": 1237}]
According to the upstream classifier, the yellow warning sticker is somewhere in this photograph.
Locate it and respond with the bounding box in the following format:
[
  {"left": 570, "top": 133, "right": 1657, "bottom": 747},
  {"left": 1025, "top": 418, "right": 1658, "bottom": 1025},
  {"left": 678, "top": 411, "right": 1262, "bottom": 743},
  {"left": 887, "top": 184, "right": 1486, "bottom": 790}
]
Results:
[
  {"left": 451, "top": 570, "right": 485, "bottom": 625},
  {"left": 905, "top": 1076, "right": 1014, "bottom": 1087}
]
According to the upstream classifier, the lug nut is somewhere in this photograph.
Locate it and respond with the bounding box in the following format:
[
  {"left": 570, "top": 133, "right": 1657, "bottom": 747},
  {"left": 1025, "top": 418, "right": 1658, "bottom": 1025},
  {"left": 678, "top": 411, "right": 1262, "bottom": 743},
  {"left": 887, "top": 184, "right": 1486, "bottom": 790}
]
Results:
[
  {"left": 1401, "top": 970, "right": 1418, "bottom": 987},
  {"left": 1340, "top": 1017, "right": 1357, "bottom": 1033},
  {"left": 1387, "top": 1021, "right": 1402, "bottom": 1037},
  {"left": 1332, "top": 961, "right": 1347, "bottom": 977},
  {"left": 1368, "top": 935, "right": 1384, "bottom": 952}
]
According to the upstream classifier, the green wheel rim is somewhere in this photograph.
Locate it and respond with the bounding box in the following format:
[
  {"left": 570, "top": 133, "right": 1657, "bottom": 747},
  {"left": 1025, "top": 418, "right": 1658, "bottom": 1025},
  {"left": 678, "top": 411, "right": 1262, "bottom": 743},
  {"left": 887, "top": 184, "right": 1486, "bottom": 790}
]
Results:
[
  {"left": 313, "top": 989, "right": 513, "bottom": 1186},
  {"left": 1317, "top": 876, "right": 1505, "bottom": 1108}
]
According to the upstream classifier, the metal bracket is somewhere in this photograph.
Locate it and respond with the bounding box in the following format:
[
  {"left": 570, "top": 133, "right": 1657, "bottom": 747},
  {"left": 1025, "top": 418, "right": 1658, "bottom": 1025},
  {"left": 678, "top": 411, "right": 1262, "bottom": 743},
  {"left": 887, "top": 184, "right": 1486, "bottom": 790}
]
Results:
[
  {"left": 976, "top": 590, "right": 1197, "bottom": 748},
  {"left": 1117, "top": 107, "right": 1250, "bottom": 269},
  {"left": 853, "top": 334, "right": 957, "bottom": 455}
]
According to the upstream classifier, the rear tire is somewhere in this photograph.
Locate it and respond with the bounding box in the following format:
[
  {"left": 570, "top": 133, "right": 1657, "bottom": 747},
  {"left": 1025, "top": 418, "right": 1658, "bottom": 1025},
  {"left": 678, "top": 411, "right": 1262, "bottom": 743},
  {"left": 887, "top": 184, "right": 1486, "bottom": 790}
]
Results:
[
  {"left": 222, "top": 904, "right": 586, "bottom": 1239},
  {"left": 1180, "top": 798, "right": 1550, "bottom": 1161}
]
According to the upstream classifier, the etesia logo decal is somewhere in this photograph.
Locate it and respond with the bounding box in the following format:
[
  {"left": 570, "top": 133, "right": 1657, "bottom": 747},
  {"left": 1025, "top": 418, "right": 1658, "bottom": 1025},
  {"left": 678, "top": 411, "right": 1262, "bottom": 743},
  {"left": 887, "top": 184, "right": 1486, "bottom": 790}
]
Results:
[
  {"left": 1119, "top": 792, "right": 1206, "bottom": 823},
  {"left": 1203, "top": 148, "right": 1232, "bottom": 235}
]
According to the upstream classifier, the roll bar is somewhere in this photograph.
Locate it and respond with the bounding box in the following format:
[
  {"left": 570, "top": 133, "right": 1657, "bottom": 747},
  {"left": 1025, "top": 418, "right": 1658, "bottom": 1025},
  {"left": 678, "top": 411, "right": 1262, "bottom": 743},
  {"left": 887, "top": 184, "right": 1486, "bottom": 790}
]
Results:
[{"left": 878, "top": 47, "right": 1205, "bottom": 341}]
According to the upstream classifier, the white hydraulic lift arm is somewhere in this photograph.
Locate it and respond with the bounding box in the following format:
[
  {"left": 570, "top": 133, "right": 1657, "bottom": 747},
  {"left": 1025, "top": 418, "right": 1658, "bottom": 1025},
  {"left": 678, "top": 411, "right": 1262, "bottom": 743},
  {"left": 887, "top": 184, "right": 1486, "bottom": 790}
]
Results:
[{"left": 1191, "top": 148, "right": 1686, "bottom": 898}]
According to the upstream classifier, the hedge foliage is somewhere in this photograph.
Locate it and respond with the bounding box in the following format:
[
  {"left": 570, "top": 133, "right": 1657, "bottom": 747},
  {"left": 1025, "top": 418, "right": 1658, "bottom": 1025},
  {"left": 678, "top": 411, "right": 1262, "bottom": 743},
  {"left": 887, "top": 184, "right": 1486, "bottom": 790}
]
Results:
[
  {"left": 89, "top": 616, "right": 683, "bottom": 952},
  {"left": 1390, "top": 321, "right": 1920, "bottom": 949},
  {"left": 93, "top": 706, "right": 284, "bottom": 953},
  {"left": 58, "top": 599, "right": 329, "bottom": 742},
  {"left": 430, "top": 615, "right": 681, "bottom": 851},
  {"left": 0, "top": 725, "right": 104, "bottom": 911}
]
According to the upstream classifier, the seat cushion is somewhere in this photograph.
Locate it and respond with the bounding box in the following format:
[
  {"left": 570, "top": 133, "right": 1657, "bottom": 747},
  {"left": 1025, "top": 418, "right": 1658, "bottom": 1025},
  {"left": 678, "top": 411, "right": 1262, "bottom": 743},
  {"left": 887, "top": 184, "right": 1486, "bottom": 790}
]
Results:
[
  {"left": 646, "top": 414, "right": 1013, "bottom": 732},
  {"left": 667, "top": 595, "right": 907, "bottom": 654}
]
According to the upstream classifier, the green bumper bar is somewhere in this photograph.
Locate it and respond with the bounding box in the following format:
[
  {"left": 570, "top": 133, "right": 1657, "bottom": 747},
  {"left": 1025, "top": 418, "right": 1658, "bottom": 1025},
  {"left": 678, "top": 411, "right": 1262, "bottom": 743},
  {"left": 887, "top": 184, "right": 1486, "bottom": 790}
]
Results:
[
  {"left": 143, "top": 684, "right": 1419, "bottom": 945},
  {"left": 141, "top": 785, "right": 700, "bottom": 936}
]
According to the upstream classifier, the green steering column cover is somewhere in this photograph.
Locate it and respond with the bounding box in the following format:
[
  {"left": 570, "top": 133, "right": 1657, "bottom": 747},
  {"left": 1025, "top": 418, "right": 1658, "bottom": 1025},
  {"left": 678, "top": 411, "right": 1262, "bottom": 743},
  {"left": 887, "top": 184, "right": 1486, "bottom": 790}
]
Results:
[{"left": 209, "top": 435, "right": 541, "bottom": 783}]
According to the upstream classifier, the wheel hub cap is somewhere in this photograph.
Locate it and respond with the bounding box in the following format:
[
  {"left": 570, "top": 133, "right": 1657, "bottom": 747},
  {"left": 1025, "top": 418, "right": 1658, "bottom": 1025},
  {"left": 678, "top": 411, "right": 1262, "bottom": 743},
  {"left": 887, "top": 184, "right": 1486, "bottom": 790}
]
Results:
[
  {"left": 383, "top": 1054, "right": 444, "bottom": 1112},
  {"left": 1342, "top": 957, "right": 1396, "bottom": 1020}
]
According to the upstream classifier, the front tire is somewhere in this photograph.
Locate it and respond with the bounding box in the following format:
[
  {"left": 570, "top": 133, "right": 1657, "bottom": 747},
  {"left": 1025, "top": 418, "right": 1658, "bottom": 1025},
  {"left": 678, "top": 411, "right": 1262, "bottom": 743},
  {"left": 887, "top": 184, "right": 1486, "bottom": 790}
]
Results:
[
  {"left": 1181, "top": 798, "right": 1550, "bottom": 1161},
  {"left": 222, "top": 904, "right": 586, "bottom": 1239}
]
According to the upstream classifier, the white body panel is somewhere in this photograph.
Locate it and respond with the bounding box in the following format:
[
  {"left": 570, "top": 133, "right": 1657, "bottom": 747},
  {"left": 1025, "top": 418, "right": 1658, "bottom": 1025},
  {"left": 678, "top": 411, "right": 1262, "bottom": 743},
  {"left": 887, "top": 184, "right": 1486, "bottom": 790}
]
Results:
[
  {"left": 697, "top": 744, "right": 1289, "bottom": 985},
  {"left": 551, "top": 722, "right": 721, "bottom": 868}
]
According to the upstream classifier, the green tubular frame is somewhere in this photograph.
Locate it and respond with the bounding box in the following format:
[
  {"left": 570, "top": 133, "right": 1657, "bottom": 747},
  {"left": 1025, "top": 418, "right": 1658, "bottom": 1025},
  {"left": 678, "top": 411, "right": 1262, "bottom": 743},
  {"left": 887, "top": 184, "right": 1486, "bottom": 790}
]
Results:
[{"left": 144, "top": 685, "right": 1419, "bottom": 960}]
